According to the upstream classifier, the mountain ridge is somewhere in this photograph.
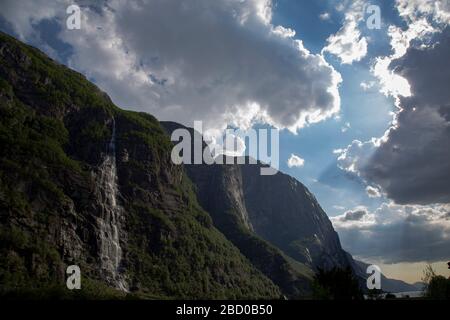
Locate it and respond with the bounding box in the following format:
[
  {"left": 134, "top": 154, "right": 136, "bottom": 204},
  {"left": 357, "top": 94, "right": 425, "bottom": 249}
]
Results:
[
  {"left": 0, "top": 30, "right": 280, "bottom": 299},
  {"left": 162, "top": 121, "right": 420, "bottom": 294},
  {"left": 0, "top": 30, "right": 418, "bottom": 299}
]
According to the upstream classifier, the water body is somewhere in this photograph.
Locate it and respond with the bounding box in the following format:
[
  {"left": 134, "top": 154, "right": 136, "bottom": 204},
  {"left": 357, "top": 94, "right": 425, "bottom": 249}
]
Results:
[
  {"left": 390, "top": 291, "right": 423, "bottom": 298},
  {"left": 365, "top": 291, "right": 424, "bottom": 299}
]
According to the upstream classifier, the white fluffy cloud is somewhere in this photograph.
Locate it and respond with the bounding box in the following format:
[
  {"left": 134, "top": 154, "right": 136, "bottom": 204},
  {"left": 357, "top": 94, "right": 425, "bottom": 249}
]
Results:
[
  {"left": 319, "top": 12, "right": 331, "bottom": 21},
  {"left": 366, "top": 186, "right": 381, "bottom": 198},
  {"left": 332, "top": 202, "right": 450, "bottom": 263},
  {"left": 372, "top": 19, "right": 436, "bottom": 99},
  {"left": 340, "top": 121, "right": 351, "bottom": 133},
  {"left": 332, "top": 207, "right": 374, "bottom": 227},
  {"left": 371, "top": 0, "right": 449, "bottom": 106},
  {"left": 336, "top": 138, "right": 382, "bottom": 174},
  {"left": 287, "top": 154, "right": 305, "bottom": 168},
  {"left": 0, "top": 0, "right": 342, "bottom": 134},
  {"left": 396, "top": 0, "right": 450, "bottom": 25},
  {"left": 322, "top": 0, "right": 368, "bottom": 64},
  {"left": 370, "top": 1, "right": 450, "bottom": 101},
  {"left": 360, "top": 81, "right": 375, "bottom": 91}
]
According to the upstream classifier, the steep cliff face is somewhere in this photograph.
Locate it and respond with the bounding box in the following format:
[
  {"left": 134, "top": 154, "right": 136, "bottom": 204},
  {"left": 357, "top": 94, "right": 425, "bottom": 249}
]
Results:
[
  {"left": 240, "top": 164, "right": 350, "bottom": 270},
  {"left": 162, "top": 122, "right": 419, "bottom": 295},
  {"left": 0, "top": 31, "right": 281, "bottom": 299},
  {"left": 163, "top": 122, "right": 362, "bottom": 296},
  {"left": 184, "top": 158, "right": 314, "bottom": 298},
  {"left": 162, "top": 122, "right": 324, "bottom": 298},
  {"left": 192, "top": 160, "right": 350, "bottom": 271},
  {"left": 162, "top": 122, "right": 350, "bottom": 271}
]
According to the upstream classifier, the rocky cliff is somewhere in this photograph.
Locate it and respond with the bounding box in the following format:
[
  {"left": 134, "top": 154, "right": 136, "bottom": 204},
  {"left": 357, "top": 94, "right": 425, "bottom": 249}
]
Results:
[
  {"left": 183, "top": 160, "right": 317, "bottom": 298},
  {"left": 162, "top": 121, "right": 350, "bottom": 298},
  {"left": 239, "top": 164, "right": 350, "bottom": 270},
  {"left": 162, "top": 122, "right": 350, "bottom": 270},
  {"left": 162, "top": 122, "right": 418, "bottom": 295},
  {"left": 0, "top": 31, "right": 281, "bottom": 299}
]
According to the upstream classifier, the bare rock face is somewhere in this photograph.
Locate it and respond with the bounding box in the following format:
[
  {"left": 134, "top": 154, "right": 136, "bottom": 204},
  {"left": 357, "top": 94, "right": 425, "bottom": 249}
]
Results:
[
  {"left": 239, "top": 163, "right": 350, "bottom": 270},
  {"left": 162, "top": 121, "right": 350, "bottom": 269},
  {"left": 185, "top": 159, "right": 314, "bottom": 298},
  {"left": 161, "top": 121, "right": 352, "bottom": 298},
  {"left": 161, "top": 122, "right": 418, "bottom": 296},
  {"left": 196, "top": 160, "right": 350, "bottom": 271}
]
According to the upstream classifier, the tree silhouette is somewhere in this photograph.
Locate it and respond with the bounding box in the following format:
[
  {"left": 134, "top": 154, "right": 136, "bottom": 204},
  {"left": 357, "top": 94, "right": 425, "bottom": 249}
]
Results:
[
  {"left": 312, "top": 267, "right": 364, "bottom": 300},
  {"left": 422, "top": 264, "right": 450, "bottom": 300}
]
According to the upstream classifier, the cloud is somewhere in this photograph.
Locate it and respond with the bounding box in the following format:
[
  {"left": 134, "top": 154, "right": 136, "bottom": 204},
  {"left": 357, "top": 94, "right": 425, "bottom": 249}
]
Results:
[
  {"left": 220, "top": 133, "right": 247, "bottom": 157},
  {"left": 364, "top": 29, "right": 450, "bottom": 205},
  {"left": 341, "top": 122, "right": 351, "bottom": 133},
  {"left": 335, "top": 207, "right": 369, "bottom": 222},
  {"left": 336, "top": 138, "right": 381, "bottom": 174},
  {"left": 287, "top": 154, "right": 305, "bottom": 168},
  {"left": 366, "top": 186, "right": 381, "bottom": 198},
  {"left": 0, "top": 0, "right": 67, "bottom": 39},
  {"left": 360, "top": 81, "right": 375, "bottom": 91},
  {"left": 337, "top": 1, "right": 450, "bottom": 205},
  {"left": 319, "top": 12, "right": 331, "bottom": 21},
  {"left": 372, "top": 20, "right": 435, "bottom": 99},
  {"left": 0, "top": 0, "right": 342, "bottom": 134},
  {"left": 396, "top": 0, "right": 450, "bottom": 25},
  {"left": 372, "top": 1, "right": 448, "bottom": 100},
  {"left": 332, "top": 202, "right": 450, "bottom": 263},
  {"left": 322, "top": 0, "right": 368, "bottom": 64}
]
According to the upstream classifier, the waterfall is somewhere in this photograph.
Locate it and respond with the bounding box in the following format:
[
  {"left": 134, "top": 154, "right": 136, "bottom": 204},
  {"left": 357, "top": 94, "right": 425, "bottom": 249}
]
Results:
[{"left": 97, "top": 118, "right": 128, "bottom": 291}]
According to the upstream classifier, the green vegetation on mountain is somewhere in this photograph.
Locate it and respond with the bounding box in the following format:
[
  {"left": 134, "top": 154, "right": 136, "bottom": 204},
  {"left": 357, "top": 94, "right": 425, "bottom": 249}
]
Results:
[{"left": 0, "top": 31, "right": 280, "bottom": 299}]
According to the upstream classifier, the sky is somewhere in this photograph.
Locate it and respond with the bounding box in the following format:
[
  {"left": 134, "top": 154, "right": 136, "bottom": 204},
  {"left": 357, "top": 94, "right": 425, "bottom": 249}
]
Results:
[{"left": 0, "top": 0, "right": 449, "bottom": 284}]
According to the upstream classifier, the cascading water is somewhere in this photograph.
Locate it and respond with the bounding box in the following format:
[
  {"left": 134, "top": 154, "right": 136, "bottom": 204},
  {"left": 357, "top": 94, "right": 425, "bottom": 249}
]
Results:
[{"left": 97, "top": 118, "right": 128, "bottom": 291}]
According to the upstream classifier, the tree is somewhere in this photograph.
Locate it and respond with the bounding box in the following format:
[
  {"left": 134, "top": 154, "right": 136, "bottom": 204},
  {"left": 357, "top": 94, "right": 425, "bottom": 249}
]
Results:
[
  {"left": 422, "top": 264, "right": 450, "bottom": 300},
  {"left": 312, "top": 267, "right": 364, "bottom": 300}
]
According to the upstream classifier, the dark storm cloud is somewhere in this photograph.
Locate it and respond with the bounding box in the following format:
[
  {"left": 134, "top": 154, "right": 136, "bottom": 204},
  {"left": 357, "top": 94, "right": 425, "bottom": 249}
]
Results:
[{"left": 362, "top": 29, "right": 450, "bottom": 205}]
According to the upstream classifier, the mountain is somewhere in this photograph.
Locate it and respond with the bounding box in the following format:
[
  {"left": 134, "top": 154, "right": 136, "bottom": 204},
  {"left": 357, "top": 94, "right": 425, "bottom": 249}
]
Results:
[
  {"left": 162, "top": 122, "right": 316, "bottom": 298},
  {"left": 162, "top": 122, "right": 350, "bottom": 298},
  {"left": 162, "top": 121, "right": 420, "bottom": 295},
  {"left": 349, "top": 257, "right": 419, "bottom": 293},
  {"left": 0, "top": 30, "right": 416, "bottom": 299},
  {"left": 162, "top": 122, "right": 349, "bottom": 268},
  {"left": 0, "top": 31, "right": 281, "bottom": 299},
  {"left": 239, "top": 163, "right": 350, "bottom": 269},
  {"left": 412, "top": 282, "right": 426, "bottom": 291}
]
